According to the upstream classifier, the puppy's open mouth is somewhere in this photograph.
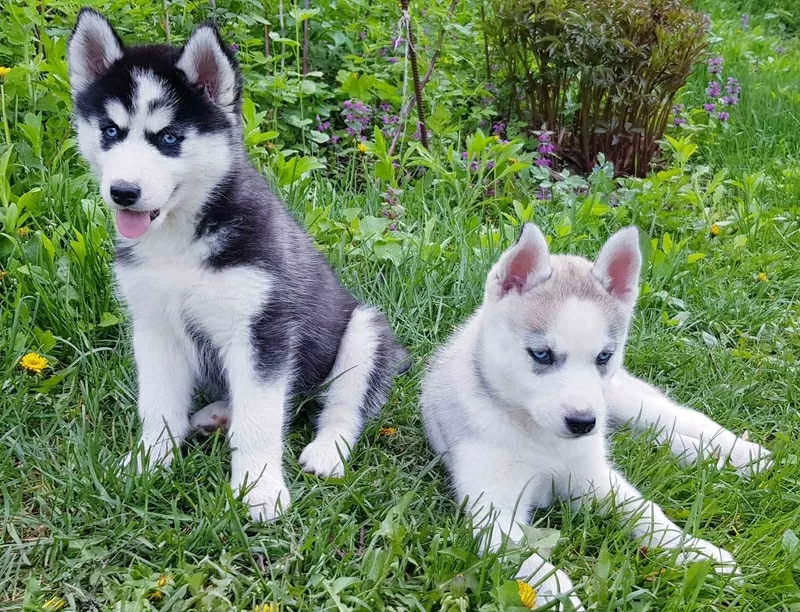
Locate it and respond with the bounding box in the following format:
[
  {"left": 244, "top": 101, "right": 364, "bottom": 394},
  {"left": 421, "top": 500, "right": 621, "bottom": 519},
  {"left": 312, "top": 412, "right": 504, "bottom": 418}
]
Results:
[{"left": 116, "top": 209, "right": 161, "bottom": 239}]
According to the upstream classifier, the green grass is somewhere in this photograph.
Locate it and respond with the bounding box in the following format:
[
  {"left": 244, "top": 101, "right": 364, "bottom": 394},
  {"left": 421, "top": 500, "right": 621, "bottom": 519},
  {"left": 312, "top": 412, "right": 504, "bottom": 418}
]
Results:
[{"left": 1, "top": 2, "right": 800, "bottom": 610}]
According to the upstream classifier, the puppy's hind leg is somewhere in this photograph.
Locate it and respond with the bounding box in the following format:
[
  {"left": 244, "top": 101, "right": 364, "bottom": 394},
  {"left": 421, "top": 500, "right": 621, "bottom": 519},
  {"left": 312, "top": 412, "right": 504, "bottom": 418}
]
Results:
[
  {"left": 191, "top": 400, "right": 231, "bottom": 435},
  {"left": 299, "top": 306, "right": 406, "bottom": 478}
]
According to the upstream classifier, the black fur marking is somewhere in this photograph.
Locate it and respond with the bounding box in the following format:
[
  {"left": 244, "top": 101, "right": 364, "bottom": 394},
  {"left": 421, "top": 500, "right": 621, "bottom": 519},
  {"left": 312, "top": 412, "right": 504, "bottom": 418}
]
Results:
[
  {"left": 359, "top": 310, "right": 410, "bottom": 418},
  {"left": 100, "top": 125, "right": 128, "bottom": 151},
  {"left": 145, "top": 129, "right": 184, "bottom": 157},
  {"left": 185, "top": 320, "right": 229, "bottom": 400},
  {"left": 115, "top": 243, "right": 136, "bottom": 265},
  {"left": 73, "top": 44, "right": 233, "bottom": 140}
]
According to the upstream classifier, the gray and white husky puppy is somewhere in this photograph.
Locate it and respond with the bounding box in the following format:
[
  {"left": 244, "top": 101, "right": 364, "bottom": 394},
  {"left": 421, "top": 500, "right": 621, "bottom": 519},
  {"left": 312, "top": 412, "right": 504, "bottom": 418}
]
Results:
[
  {"left": 421, "top": 223, "right": 771, "bottom": 608},
  {"left": 68, "top": 9, "right": 408, "bottom": 521}
]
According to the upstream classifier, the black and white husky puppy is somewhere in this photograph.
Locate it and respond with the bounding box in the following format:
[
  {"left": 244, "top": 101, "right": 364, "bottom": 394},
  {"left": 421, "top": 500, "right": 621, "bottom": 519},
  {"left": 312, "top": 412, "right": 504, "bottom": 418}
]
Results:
[
  {"left": 421, "top": 224, "right": 772, "bottom": 609},
  {"left": 68, "top": 9, "right": 408, "bottom": 521}
]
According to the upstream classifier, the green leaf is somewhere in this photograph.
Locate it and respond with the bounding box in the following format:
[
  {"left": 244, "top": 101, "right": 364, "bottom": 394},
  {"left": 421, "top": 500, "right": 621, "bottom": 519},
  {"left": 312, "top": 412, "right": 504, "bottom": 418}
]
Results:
[
  {"left": 98, "top": 312, "right": 120, "bottom": 328},
  {"left": 662, "top": 232, "right": 673, "bottom": 254},
  {"left": 359, "top": 216, "right": 390, "bottom": 240},
  {"left": 518, "top": 526, "right": 562, "bottom": 559},
  {"left": 17, "top": 188, "right": 42, "bottom": 212},
  {"left": 373, "top": 241, "right": 403, "bottom": 266},
  {"left": 687, "top": 252, "right": 706, "bottom": 264},
  {"left": 288, "top": 7, "right": 320, "bottom": 21}
]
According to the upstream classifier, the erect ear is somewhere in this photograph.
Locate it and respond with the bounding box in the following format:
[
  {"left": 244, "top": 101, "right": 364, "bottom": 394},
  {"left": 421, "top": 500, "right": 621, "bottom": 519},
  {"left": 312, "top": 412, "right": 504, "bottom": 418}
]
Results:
[
  {"left": 592, "top": 227, "right": 642, "bottom": 307},
  {"left": 485, "top": 223, "right": 552, "bottom": 303},
  {"left": 68, "top": 8, "right": 124, "bottom": 98},
  {"left": 176, "top": 24, "right": 242, "bottom": 117}
]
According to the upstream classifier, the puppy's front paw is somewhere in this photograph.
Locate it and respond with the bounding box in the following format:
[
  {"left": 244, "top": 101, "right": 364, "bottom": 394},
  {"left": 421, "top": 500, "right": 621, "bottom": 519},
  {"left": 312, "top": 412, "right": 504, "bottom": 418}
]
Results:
[
  {"left": 299, "top": 436, "right": 347, "bottom": 478},
  {"left": 244, "top": 481, "right": 291, "bottom": 522},
  {"left": 533, "top": 569, "right": 584, "bottom": 610},
  {"left": 676, "top": 538, "right": 738, "bottom": 575},
  {"left": 728, "top": 438, "right": 772, "bottom": 477}
]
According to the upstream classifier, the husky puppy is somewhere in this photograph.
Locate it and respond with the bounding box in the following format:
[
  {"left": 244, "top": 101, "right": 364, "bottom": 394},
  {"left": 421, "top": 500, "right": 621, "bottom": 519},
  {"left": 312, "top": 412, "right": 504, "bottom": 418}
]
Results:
[
  {"left": 421, "top": 224, "right": 771, "bottom": 608},
  {"left": 68, "top": 9, "right": 408, "bottom": 521}
]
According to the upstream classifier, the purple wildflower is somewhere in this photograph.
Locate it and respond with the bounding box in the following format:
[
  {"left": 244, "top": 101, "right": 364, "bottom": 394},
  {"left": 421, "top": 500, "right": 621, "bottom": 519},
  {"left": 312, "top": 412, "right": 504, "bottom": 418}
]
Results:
[
  {"left": 741, "top": 14, "right": 750, "bottom": 28},
  {"left": 718, "top": 111, "right": 730, "bottom": 121},
  {"left": 673, "top": 104, "right": 685, "bottom": 114},
  {"left": 726, "top": 77, "right": 741, "bottom": 96},
  {"left": 535, "top": 157, "right": 552, "bottom": 168},
  {"left": 673, "top": 117, "right": 687, "bottom": 126},
  {"left": 330, "top": 134, "right": 340, "bottom": 144},
  {"left": 537, "top": 131, "right": 552, "bottom": 143},
  {"left": 538, "top": 142, "right": 556, "bottom": 155},
  {"left": 704, "top": 103, "right": 716, "bottom": 113},
  {"left": 536, "top": 186, "right": 552, "bottom": 200},
  {"left": 706, "top": 80, "right": 722, "bottom": 98},
  {"left": 231, "top": 43, "right": 239, "bottom": 53},
  {"left": 341, "top": 100, "right": 373, "bottom": 139},
  {"left": 360, "top": 31, "right": 368, "bottom": 40},
  {"left": 722, "top": 95, "right": 739, "bottom": 106},
  {"left": 707, "top": 56, "right": 723, "bottom": 76},
  {"left": 392, "top": 36, "right": 404, "bottom": 50},
  {"left": 389, "top": 224, "right": 397, "bottom": 231},
  {"left": 388, "top": 57, "right": 398, "bottom": 64},
  {"left": 461, "top": 151, "right": 468, "bottom": 160},
  {"left": 491, "top": 122, "right": 506, "bottom": 137},
  {"left": 379, "top": 102, "right": 391, "bottom": 112},
  {"left": 414, "top": 123, "right": 431, "bottom": 142}
]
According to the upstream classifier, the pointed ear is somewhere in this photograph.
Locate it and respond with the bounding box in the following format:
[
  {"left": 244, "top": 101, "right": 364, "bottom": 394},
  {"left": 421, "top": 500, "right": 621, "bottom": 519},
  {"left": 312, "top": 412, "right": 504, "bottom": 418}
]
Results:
[
  {"left": 592, "top": 227, "right": 642, "bottom": 307},
  {"left": 485, "top": 223, "right": 552, "bottom": 302},
  {"left": 68, "top": 8, "right": 124, "bottom": 97},
  {"left": 176, "top": 25, "right": 242, "bottom": 117}
]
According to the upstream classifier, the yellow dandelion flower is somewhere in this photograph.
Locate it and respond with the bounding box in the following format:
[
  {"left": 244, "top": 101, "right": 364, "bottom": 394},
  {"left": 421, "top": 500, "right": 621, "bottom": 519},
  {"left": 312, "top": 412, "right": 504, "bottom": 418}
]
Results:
[
  {"left": 43, "top": 598, "right": 66, "bottom": 611},
  {"left": 19, "top": 352, "right": 49, "bottom": 374},
  {"left": 710, "top": 224, "right": 720, "bottom": 237},
  {"left": 517, "top": 580, "right": 537, "bottom": 609},
  {"left": 508, "top": 157, "right": 519, "bottom": 165},
  {"left": 253, "top": 604, "right": 280, "bottom": 612},
  {"left": 148, "top": 589, "right": 164, "bottom": 601},
  {"left": 379, "top": 426, "right": 397, "bottom": 437},
  {"left": 17, "top": 226, "right": 30, "bottom": 238},
  {"left": 156, "top": 574, "right": 171, "bottom": 588},
  {"left": 757, "top": 272, "right": 768, "bottom": 282},
  {"left": 0, "top": 270, "right": 7, "bottom": 280},
  {"left": 357, "top": 142, "right": 369, "bottom": 154},
  {"left": 0, "top": 67, "right": 11, "bottom": 80}
]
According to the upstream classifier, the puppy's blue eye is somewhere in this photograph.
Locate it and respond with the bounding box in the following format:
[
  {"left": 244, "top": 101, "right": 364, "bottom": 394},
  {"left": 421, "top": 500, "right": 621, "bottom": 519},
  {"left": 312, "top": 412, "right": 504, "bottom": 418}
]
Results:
[
  {"left": 528, "top": 348, "right": 554, "bottom": 365},
  {"left": 160, "top": 132, "right": 178, "bottom": 145},
  {"left": 103, "top": 126, "right": 118, "bottom": 138},
  {"left": 597, "top": 351, "right": 613, "bottom": 365}
]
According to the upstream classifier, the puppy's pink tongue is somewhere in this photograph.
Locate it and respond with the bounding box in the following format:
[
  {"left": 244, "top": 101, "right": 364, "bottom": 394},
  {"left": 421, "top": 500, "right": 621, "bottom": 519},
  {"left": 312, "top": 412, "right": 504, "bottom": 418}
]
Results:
[{"left": 116, "top": 209, "right": 152, "bottom": 239}]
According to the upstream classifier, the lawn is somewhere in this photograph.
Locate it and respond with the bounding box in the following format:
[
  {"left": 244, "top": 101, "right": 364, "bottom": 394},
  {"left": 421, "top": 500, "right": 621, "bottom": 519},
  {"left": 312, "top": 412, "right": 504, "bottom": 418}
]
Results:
[{"left": 1, "top": 0, "right": 799, "bottom": 610}]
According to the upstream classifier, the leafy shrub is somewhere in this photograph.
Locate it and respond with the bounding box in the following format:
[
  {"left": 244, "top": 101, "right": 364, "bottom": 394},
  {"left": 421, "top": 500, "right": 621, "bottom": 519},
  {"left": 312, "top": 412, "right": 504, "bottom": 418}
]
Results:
[{"left": 487, "top": 0, "right": 709, "bottom": 176}]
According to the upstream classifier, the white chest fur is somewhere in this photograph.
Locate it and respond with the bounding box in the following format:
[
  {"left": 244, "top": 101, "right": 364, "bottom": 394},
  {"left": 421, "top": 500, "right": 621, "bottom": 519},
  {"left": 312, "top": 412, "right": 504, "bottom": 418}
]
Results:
[{"left": 115, "top": 233, "right": 271, "bottom": 351}]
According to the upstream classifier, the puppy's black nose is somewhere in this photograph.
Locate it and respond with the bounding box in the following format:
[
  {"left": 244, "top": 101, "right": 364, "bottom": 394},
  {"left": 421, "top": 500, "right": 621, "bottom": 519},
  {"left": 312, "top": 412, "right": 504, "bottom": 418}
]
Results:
[
  {"left": 565, "top": 416, "right": 596, "bottom": 436},
  {"left": 110, "top": 183, "right": 141, "bottom": 206}
]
